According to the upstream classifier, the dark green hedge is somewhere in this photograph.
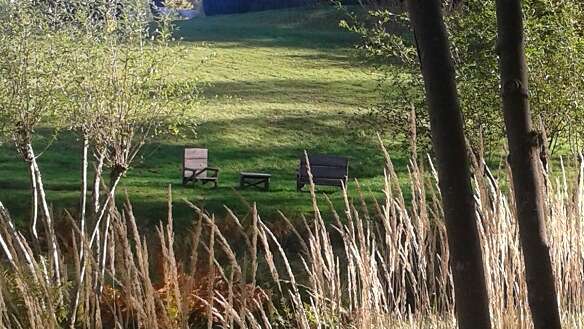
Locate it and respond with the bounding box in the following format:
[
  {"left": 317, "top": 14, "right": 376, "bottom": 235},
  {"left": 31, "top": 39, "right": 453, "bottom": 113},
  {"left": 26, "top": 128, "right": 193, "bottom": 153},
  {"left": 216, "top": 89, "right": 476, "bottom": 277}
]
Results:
[{"left": 202, "top": 0, "right": 316, "bottom": 16}]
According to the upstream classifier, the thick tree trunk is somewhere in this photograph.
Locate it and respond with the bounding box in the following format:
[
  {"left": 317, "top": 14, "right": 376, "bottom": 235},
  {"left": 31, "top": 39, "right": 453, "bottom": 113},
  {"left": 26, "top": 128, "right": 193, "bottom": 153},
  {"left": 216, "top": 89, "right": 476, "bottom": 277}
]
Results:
[
  {"left": 404, "top": 1, "right": 492, "bottom": 328},
  {"left": 495, "top": 1, "right": 562, "bottom": 328}
]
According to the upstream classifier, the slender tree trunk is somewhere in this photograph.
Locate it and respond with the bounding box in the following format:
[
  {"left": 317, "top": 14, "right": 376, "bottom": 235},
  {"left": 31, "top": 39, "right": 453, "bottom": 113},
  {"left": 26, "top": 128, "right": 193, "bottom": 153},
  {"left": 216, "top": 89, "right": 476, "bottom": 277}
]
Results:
[
  {"left": 80, "top": 135, "right": 89, "bottom": 242},
  {"left": 70, "top": 134, "right": 90, "bottom": 327},
  {"left": 495, "top": 1, "right": 562, "bottom": 328},
  {"left": 92, "top": 151, "right": 105, "bottom": 217},
  {"left": 23, "top": 142, "right": 62, "bottom": 290},
  {"left": 96, "top": 169, "right": 124, "bottom": 293},
  {"left": 32, "top": 157, "right": 61, "bottom": 279},
  {"left": 31, "top": 158, "right": 51, "bottom": 227},
  {"left": 26, "top": 145, "right": 39, "bottom": 241},
  {"left": 404, "top": 1, "right": 492, "bottom": 328}
]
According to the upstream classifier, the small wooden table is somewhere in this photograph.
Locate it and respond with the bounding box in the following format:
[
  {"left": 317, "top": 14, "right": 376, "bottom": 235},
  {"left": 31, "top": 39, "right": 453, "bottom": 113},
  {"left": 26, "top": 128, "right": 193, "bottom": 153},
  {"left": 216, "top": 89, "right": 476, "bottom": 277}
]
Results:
[{"left": 239, "top": 172, "right": 271, "bottom": 191}]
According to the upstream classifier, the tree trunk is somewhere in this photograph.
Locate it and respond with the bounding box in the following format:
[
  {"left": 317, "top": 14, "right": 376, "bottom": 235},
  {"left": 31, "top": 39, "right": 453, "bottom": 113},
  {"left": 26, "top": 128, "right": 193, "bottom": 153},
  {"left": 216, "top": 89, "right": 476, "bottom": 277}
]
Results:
[
  {"left": 92, "top": 151, "right": 105, "bottom": 217},
  {"left": 22, "top": 142, "right": 62, "bottom": 290},
  {"left": 70, "top": 135, "right": 89, "bottom": 327},
  {"left": 404, "top": 1, "right": 492, "bottom": 328},
  {"left": 26, "top": 145, "right": 39, "bottom": 241},
  {"left": 32, "top": 156, "right": 61, "bottom": 280},
  {"left": 80, "top": 135, "right": 89, "bottom": 241},
  {"left": 95, "top": 168, "right": 124, "bottom": 294},
  {"left": 495, "top": 0, "right": 562, "bottom": 328}
]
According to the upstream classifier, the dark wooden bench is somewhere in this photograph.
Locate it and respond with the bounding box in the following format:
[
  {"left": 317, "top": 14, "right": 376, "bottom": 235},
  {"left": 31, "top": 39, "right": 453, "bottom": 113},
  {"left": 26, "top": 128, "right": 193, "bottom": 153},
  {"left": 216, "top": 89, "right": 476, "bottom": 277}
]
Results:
[
  {"left": 182, "top": 148, "right": 219, "bottom": 188},
  {"left": 296, "top": 154, "right": 349, "bottom": 191},
  {"left": 240, "top": 172, "right": 271, "bottom": 191}
]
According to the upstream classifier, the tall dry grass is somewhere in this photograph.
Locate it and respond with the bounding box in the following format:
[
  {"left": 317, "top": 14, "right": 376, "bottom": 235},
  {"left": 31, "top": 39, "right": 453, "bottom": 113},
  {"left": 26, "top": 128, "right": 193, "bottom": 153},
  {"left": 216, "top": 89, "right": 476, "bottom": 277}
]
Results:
[{"left": 0, "top": 146, "right": 582, "bottom": 328}]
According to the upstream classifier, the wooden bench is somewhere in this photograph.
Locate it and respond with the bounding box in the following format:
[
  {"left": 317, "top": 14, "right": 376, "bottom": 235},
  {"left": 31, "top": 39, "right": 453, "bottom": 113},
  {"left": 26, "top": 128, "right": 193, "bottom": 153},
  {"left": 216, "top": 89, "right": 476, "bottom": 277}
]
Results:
[
  {"left": 239, "top": 172, "right": 271, "bottom": 191},
  {"left": 182, "top": 148, "right": 219, "bottom": 188},
  {"left": 296, "top": 154, "right": 348, "bottom": 191}
]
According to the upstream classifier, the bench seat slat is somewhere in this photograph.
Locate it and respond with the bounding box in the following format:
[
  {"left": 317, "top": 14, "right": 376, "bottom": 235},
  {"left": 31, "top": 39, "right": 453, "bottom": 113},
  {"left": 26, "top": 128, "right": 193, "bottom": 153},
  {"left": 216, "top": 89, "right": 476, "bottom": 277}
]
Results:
[{"left": 298, "top": 166, "right": 348, "bottom": 179}]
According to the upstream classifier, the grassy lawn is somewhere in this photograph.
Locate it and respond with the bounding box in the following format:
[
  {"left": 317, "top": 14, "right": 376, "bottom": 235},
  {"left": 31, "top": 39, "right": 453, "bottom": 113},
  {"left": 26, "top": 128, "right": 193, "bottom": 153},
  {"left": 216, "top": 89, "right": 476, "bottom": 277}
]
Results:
[{"left": 0, "top": 5, "right": 406, "bottom": 227}]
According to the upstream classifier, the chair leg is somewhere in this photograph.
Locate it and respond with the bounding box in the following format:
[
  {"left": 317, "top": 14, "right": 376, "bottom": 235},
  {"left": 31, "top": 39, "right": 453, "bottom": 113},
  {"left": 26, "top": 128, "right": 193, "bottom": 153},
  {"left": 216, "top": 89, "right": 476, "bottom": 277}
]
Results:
[
  {"left": 296, "top": 181, "right": 303, "bottom": 192},
  {"left": 183, "top": 177, "right": 192, "bottom": 186}
]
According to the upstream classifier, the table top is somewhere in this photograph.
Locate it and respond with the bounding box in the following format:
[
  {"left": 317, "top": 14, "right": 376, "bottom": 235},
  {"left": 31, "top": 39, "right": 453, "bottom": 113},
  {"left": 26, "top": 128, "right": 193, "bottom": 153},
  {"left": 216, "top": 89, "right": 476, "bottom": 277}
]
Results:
[{"left": 240, "top": 172, "right": 271, "bottom": 178}]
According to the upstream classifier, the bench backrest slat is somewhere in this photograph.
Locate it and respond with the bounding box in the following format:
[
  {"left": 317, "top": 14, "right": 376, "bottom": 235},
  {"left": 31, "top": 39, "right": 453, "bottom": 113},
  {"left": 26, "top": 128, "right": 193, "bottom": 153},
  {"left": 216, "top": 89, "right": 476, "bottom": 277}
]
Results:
[
  {"left": 301, "top": 166, "right": 347, "bottom": 179},
  {"left": 184, "top": 148, "right": 208, "bottom": 178},
  {"left": 299, "top": 154, "right": 348, "bottom": 180}
]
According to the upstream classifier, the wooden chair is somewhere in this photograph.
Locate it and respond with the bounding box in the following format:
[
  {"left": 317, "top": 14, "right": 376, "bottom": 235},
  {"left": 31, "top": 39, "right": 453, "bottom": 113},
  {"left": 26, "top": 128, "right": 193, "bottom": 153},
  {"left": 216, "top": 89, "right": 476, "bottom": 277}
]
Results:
[
  {"left": 296, "top": 154, "right": 348, "bottom": 191},
  {"left": 182, "top": 148, "right": 219, "bottom": 188}
]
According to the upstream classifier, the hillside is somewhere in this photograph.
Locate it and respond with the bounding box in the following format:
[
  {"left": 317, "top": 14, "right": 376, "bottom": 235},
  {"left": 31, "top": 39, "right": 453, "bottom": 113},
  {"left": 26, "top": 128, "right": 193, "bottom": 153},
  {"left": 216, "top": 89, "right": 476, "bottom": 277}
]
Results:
[{"left": 0, "top": 6, "right": 393, "bottom": 226}]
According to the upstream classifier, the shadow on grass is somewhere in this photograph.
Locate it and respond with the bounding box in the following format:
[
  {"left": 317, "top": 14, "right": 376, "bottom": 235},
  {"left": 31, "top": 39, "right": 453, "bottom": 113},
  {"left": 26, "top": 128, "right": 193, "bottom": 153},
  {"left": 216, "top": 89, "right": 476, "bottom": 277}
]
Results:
[
  {"left": 173, "top": 6, "right": 360, "bottom": 50},
  {"left": 0, "top": 115, "right": 408, "bottom": 228}
]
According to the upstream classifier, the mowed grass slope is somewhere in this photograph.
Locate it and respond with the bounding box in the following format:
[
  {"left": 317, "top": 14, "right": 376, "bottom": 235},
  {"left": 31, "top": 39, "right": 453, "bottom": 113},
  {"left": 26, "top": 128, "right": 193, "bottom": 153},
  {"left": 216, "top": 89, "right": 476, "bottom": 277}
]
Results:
[{"left": 0, "top": 6, "right": 403, "bottom": 226}]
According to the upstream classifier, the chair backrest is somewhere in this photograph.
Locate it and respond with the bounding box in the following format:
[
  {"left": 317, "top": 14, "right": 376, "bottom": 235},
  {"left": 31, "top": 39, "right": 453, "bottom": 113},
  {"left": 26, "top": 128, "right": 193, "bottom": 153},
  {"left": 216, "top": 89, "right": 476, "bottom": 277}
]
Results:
[
  {"left": 298, "top": 154, "right": 349, "bottom": 179},
  {"left": 184, "top": 148, "right": 208, "bottom": 178}
]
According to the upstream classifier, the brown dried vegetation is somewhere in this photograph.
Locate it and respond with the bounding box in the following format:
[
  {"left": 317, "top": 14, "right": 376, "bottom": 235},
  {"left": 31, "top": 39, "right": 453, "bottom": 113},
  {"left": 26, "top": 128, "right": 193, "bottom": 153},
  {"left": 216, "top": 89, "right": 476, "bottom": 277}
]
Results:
[{"left": 0, "top": 145, "right": 583, "bottom": 328}]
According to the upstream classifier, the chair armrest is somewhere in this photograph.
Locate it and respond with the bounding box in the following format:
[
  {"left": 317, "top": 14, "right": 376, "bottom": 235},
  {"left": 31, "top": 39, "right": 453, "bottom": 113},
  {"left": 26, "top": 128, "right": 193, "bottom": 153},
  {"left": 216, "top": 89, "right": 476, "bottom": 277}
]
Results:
[{"left": 205, "top": 167, "right": 219, "bottom": 177}]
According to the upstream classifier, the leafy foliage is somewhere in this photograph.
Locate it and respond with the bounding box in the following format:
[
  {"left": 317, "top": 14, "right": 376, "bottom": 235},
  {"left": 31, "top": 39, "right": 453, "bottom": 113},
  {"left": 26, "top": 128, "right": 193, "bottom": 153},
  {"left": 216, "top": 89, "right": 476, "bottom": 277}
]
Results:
[
  {"left": 341, "top": 0, "right": 584, "bottom": 153},
  {"left": 0, "top": 0, "right": 72, "bottom": 154},
  {"left": 68, "top": 16, "right": 199, "bottom": 179},
  {"left": 0, "top": 0, "right": 200, "bottom": 181}
]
